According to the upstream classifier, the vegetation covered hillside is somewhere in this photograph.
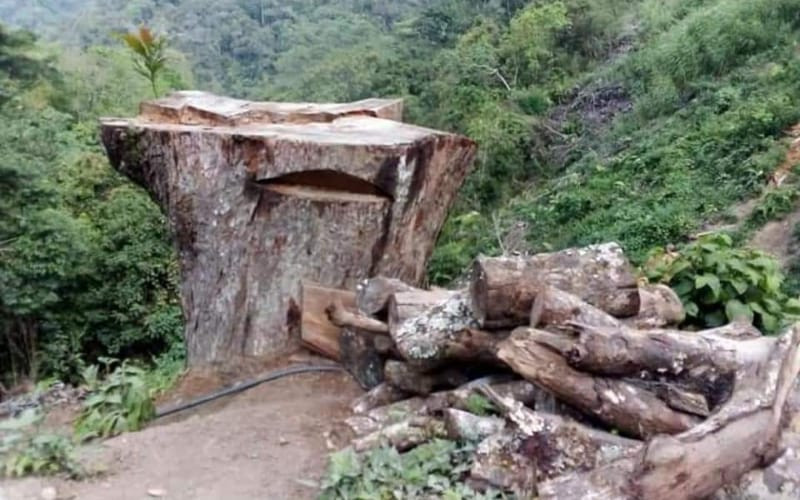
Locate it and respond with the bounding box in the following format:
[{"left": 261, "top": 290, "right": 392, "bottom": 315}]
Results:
[{"left": 2, "top": 0, "right": 800, "bottom": 391}]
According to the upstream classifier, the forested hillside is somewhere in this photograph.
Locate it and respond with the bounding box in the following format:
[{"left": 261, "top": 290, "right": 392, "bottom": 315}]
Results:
[{"left": 3, "top": 0, "right": 800, "bottom": 388}]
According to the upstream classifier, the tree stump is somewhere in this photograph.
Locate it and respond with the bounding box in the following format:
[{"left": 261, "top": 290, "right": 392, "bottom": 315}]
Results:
[{"left": 100, "top": 91, "right": 476, "bottom": 365}]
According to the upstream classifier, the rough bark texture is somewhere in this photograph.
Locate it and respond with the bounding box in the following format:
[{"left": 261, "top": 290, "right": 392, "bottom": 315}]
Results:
[
  {"left": 355, "top": 276, "right": 418, "bottom": 317},
  {"left": 101, "top": 92, "right": 476, "bottom": 365},
  {"left": 538, "top": 325, "right": 800, "bottom": 500},
  {"left": 392, "top": 292, "right": 480, "bottom": 364},
  {"left": 326, "top": 301, "right": 389, "bottom": 334},
  {"left": 479, "top": 385, "right": 639, "bottom": 481},
  {"left": 625, "top": 284, "right": 685, "bottom": 328},
  {"left": 339, "top": 327, "right": 384, "bottom": 390},
  {"left": 443, "top": 408, "right": 506, "bottom": 442},
  {"left": 387, "top": 289, "right": 459, "bottom": 336},
  {"left": 351, "top": 416, "right": 446, "bottom": 452},
  {"left": 497, "top": 328, "right": 700, "bottom": 438},
  {"left": 470, "top": 243, "right": 640, "bottom": 328},
  {"left": 530, "top": 285, "right": 621, "bottom": 329},
  {"left": 351, "top": 382, "right": 409, "bottom": 415},
  {"left": 383, "top": 360, "right": 468, "bottom": 396}
]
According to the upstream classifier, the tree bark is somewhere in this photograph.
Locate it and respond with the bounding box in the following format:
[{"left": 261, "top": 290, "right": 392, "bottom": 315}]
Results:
[
  {"left": 530, "top": 285, "right": 621, "bottom": 329},
  {"left": 625, "top": 284, "right": 685, "bottom": 328},
  {"left": 355, "top": 276, "right": 417, "bottom": 317},
  {"left": 326, "top": 301, "right": 389, "bottom": 334},
  {"left": 538, "top": 325, "right": 800, "bottom": 500},
  {"left": 387, "top": 289, "right": 459, "bottom": 335},
  {"left": 391, "top": 292, "right": 480, "bottom": 364},
  {"left": 351, "top": 382, "right": 409, "bottom": 414},
  {"left": 339, "top": 327, "right": 384, "bottom": 390},
  {"left": 565, "top": 323, "right": 775, "bottom": 378},
  {"left": 383, "top": 360, "right": 468, "bottom": 396},
  {"left": 470, "top": 243, "right": 640, "bottom": 328},
  {"left": 497, "top": 329, "right": 700, "bottom": 438},
  {"left": 101, "top": 91, "right": 476, "bottom": 365},
  {"left": 443, "top": 408, "right": 506, "bottom": 442},
  {"left": 478, "top": 385, "right": 639, "bottom": 481},
  {"left": 351, "top": 416, "right": 446, "bottom": 452}
]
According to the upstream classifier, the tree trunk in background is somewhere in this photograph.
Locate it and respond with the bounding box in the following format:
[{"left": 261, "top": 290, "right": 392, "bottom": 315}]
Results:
[{"left": 101, "top": 91, "right": 476, "bottom": 365}]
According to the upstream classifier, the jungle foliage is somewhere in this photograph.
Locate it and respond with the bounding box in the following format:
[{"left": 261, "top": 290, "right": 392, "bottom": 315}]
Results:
[{"left": 2, "top": 0, "right": 800, "bottom": 386}]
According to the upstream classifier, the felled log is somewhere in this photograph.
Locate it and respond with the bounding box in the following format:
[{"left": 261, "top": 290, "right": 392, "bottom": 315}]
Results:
[
  {"left": 538, "top": 325, "right": 800, "bottom": 500},
  {"left": 356, "top": 276, "right": 417, "bottom": 317},
  {"left": 351, "top": 416, "right": 446, "bottom": 452},
  {"left": 626, "top": 284, "right": 685, "bottom": 328},
  {"left": 470, "top": 431, "right": 537, "bottom": 495},
  {"left": 470, "top": 243, "right": 640, "bottom": 328},
  {"left": 300, "top": 282, "right": 356, "bottom": 360},
  {"left": 383, "top": 360, "right": 468, "bottom": 396},
  {"left": 565, "top": 323, "right": 775, "bottom": 377},
  {"left": 387, "top": 289, "right": 458, "bottom": 335},
  {"left": 326, "top": 300, "right": 389, "bottom": 334},
  {"left": 351, "top": 382, "right": 409, "bottom": 414},
  {"left": 478, "top": 385, "right": 639, "bottom": 481},
  {"left": 530, "top": 285, "right": 621, "bottom": 329},
  {"left": 443, "top": 408, "right": 506, "bottom": 442},
  {"left": 339, "top": 327, "right": 384, "bottom": 390},
  {"left": 391, "top": 292, "right": 481, "bottom": 366},
  {"left": 497, "top": 329, "right": 700, "bottom": 438}
]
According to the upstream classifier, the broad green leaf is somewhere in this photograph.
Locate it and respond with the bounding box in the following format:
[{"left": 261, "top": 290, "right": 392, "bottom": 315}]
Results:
[
  {"left": 725, "top": 299, "right": 753, "bottom": 322},
  {"left": 695, "top": 274, "right": 721, "bottom": 299}
]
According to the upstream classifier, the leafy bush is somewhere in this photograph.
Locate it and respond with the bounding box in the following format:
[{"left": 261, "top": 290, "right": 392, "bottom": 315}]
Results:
[
  {"left": 320, "top": 440, "right": 510, "bottom": 500},
  {"left": 0, "top": 409, "right": 82, "bottom": 478},
  {"left": 643, "top": 233, "right": 800, "bottom": 333},
  {"left": 745, "top": 187, "right": 799, "bottom": 229},
  {"left": 74, "top": 360, "right": 155, "bottom": 441}
]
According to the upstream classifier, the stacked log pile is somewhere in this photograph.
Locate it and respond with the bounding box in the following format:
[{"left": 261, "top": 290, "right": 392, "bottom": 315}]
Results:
[{"left": 302, "top": 242, "right": 800, "bottom": 499}]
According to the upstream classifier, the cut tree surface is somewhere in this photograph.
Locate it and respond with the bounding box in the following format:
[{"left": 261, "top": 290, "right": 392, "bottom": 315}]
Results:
[
  {"left": 101, "top": 91, "right": 476, "bottom": 365},
  {"left": 300, "top": 282, "right": 356, "bottom": 360}
]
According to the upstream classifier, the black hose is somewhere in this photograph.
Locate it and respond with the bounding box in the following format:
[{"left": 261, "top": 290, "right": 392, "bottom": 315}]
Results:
[{"left": 155, "top": 364, "right": 344, "bottom": 419}]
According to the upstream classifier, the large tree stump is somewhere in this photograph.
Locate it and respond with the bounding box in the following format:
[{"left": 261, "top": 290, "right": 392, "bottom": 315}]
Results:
[
  {"left": 100, "top": 91, "right": 476, "bottom": 365},
  {"left": 470, "top": 243, "right": 640, "bottom": 328}
]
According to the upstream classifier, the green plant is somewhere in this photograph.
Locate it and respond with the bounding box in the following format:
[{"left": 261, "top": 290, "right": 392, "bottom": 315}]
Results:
[
  {"left": 119, "top": 26, "right": 168, "bottom": 98},
  {"left": 320, "top": 439, "right": 510, "bottom": 499},
  {"left": 464, "top": 394, "right": 496, "bottom": 417},
  {"left": 745, "top": 187, "right": 799, "bottom": 229},
  {"left": 0, "top": 409, "right": 82, "bottom": 478},
  {"left": 74, "top": 360, "right": 155, "bottom": 441},
  {"left": 643, "top": 233, "right": 800, "bottom": 333}
]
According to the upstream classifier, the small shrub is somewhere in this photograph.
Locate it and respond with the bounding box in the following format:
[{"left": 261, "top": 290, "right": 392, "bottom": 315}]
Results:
[
  {"left": 0, "top": 410, "right": 82, "bottom": 478},
  {"left": 643, "top": 233, "right": 800, "bottom": 333},
  {"left": 320, "top": 440, "right": 510, "bottom": 499},
  {"left": 74, "top": 360, "right": 155, "bottom": 441},
  {"left": 745, "top": 187, "right": 799, "bottom": 229}
]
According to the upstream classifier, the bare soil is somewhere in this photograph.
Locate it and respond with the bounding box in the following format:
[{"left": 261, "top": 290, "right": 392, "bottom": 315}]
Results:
[{"left": 1, "top": 356, "right": 361, "bottom": 500}]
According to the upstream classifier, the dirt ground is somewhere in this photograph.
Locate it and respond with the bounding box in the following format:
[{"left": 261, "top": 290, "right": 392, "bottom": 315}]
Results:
[{"left": 0, "top": 360, "right": 362, "bottom": 500}]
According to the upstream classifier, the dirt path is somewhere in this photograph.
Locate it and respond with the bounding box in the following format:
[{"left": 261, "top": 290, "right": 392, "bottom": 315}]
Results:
[{"left": 1, "top": 369, "right": 361, "bottom": 500}]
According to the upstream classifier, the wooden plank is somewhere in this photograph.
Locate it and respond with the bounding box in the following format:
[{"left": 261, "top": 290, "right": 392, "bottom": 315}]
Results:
[{"left": 300, "top": 281, "right": 356, "bottom": 360}]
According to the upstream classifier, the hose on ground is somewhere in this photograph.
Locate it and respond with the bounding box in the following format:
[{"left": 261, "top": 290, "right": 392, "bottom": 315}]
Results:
[{"left": 155, "top": 364, "right": 344, "bottom": 419}]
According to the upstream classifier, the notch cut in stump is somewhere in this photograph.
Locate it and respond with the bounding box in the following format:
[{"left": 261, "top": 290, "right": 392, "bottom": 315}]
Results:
[{"left": 101, "top": 91, "right": 476, "bottom": 365}]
